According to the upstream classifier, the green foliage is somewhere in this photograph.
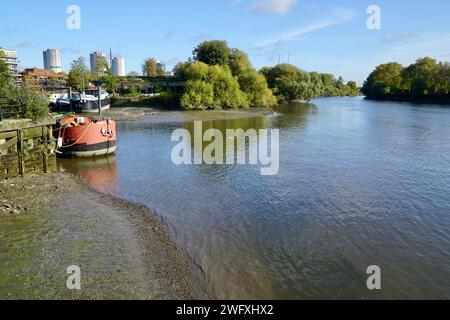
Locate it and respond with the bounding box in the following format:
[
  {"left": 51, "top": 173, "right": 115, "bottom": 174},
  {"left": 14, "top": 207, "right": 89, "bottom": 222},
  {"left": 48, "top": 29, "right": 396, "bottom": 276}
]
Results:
[
  {"left": 208, "top": 65, "right": 248, "bottom": 109},
  {"left": 262, "top": 64, "right": 360, "bottom": 102},
  {"left": 142, "top": 58, "right": 165, "bottom": 77},
  {"left": 181, "top": 80, "right": 214, "bottom": 110},
  {"left": 173, "top": 61, "right": 194, "bottom": 80},
  {"left": 102, "top": 69, "right": 119, "bottom": 93},
  {"left": 0, "top": 50, "right": 12, "bottom": 89},
  {"left": 229, "top": 49, "right": 277, "bottom": 107},
  {"left": 238, "top": 69, "right": 277, "bottom": 107},
  {"left": 193, "top": 40, "right": 231, "bottom": 66},
  {"left": 261, "top": 64, "right": 312, "bottom": 102},
  {"left": 68, "top": 57, "right": 90, "bottom": 92},
  {"left": 179, "top": 62, "right": 248, "bottom": 110},
  {"left": 2, "top": 84, "right": 49, "bottom": 121},
  {"left": 363, "top": 57, "right": 449, "bottom": 100},
  {"left": 179, "top": 41, "right": 359, "bottom": 109}
]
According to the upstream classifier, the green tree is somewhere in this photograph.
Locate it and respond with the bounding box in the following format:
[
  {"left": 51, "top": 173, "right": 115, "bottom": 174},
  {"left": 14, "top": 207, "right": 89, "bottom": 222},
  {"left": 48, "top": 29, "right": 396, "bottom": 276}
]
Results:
[
  {"left": 179, "top": 61, "right": 248, "bottom": 110},
  {"left": 68, "top": 57, "right": 90, "bottom": 92},
  {"left": 0, "top": 50, "right": 12, "bottom": 89},
  {"left": 193, "top": 40, "right": 231, "bottom": 66},
  {"left": 229, "top": 49, "right": 252, "bottom": 77},
  {"left": 261, "top": 64, "right": 318, "bottom": 102},
  {"left": 238, "top": 70, "right": 277, "bottom": 107},
  {"left": 181, "top": 80, "right": 214, "bottom": 110},
  {"left": 142, "top": 58, "right": 165, "bottom": 77},
  {"left": 2, "top": 84, "right": 49, "bottom": 121},
  {"left": 346, "top": 81, "right": 360, "bottom": 96},
  {"left": 207, "top": 65, "right": 248, "bottom": 109},
  {"left": 229, "top": 49, "right": 276, "bottom": 107},
  {"left": 173, "top": 61, "right": 194, "bottom": 80},
  {"left": 102, "top": 69, "right": 119, "bottom": 93},
  {"left": 402, "top": 57, "right": 439, "bottom": 96},
  {"left": 362, "top": 62, "right": 404, "bottom": 98}
]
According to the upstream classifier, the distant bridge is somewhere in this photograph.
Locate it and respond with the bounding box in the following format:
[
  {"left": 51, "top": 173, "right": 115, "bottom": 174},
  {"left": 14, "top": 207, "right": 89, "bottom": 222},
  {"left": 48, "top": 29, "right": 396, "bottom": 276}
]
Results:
[{"left": 118, "top": 76, "right": 186, "bottom": 94}]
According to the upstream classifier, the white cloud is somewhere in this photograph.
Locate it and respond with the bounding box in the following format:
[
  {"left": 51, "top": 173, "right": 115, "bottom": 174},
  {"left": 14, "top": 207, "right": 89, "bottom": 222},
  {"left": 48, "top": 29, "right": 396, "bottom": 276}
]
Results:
[
  {"left": 256, "top": 7, "right": 356, "bottom": 47},
  {"left": 251, "top": 0, "right": 297, "bottom": 14}
]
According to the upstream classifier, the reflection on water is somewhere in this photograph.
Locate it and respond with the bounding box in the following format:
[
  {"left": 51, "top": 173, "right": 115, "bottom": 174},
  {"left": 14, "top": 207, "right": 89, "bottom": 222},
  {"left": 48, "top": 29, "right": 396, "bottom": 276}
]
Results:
[
  {"left": 59, "top": 156, "right": 118, "bottom": 194},
  {"left": 60, "top": 98, "right": 450, "bottom": 299}
]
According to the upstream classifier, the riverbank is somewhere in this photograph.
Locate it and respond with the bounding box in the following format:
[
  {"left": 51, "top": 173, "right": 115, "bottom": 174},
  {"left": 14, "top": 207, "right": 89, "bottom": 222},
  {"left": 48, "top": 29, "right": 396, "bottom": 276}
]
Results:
[
  {"left": 102, "top": 106, "right": 276, "bottom": 122},
  {"left": 0, "top": 172, "right": 209, "bottom": 300},
  {"left": 364, "top": 95, "right": 450, "bottom": 105}
]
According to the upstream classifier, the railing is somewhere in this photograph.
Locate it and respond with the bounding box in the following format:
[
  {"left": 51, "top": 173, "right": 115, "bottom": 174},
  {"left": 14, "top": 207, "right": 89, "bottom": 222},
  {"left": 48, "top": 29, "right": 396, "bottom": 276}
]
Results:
[
  {"left": 0, "top": 124, "right": 56, "bottom": 178},
  {"left": 0, "top": 105, "right": 21, "bottom": 121}
]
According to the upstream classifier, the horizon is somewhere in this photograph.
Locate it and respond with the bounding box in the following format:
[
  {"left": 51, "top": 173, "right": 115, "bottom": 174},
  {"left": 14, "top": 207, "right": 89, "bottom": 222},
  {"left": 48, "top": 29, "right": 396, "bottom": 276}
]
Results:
[{"left": 1, "top": 0, "right": 450, "bottom": 85}]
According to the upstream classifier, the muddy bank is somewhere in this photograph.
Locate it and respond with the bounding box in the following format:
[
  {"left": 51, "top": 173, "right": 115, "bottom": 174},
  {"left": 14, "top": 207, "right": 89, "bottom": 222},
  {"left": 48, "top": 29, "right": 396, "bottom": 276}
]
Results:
[
  {"left": 0, "top": 172, "right": 209, "bottom": 300},
  {"left": 102, "top": 106, "right": 276, "bottom": 122}
]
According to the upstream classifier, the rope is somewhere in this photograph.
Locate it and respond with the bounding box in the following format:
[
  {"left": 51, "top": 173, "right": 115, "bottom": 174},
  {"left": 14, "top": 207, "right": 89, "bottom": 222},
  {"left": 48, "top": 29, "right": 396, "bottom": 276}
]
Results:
[{"left": 59, "top": 122, "right": 94, "bottom": 149}]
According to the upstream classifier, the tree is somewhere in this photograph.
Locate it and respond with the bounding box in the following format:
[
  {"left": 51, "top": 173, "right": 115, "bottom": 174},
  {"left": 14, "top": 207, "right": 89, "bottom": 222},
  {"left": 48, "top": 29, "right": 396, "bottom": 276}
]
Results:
[
  {"left": 68, "top": 57, "right": 90, "bottom": 92},
  {"left": 362, "top": 62, "right": 404, "bottom": 98},
  {"left": 229, "top": 49, "right": 252, "bottom": 77},
  {"left": 173, "top": 61, "right": 194, "bottom": 80},
  {"left": 229, "top": 49, "right": 277, "bottom": 107},
  {"left": 0, "top": 50, "right": 12, "bottom": 89},
  {"left": 238, "top": 70, "right": 277, "bottom": 107},
  {"left": 261, "top": 64, "right": 318, "bottom": 102},
  {"left": 181, "top": 80, "right": 214, "bottom": 110},
  {"left": 193, "top": 40, "right": 231, "bottom": 66},
  {"left": 402, "top": 57, "right": 439, "bottom": 96},
  {"left": 142, "top": 58, "right": 165, "bottom": 77},
  {"left": 2, "top": 84, "right": 49, "bottom": 121},
  {"left": 93, "top": 55, "right": 108, "bottom": 79},
  {"left": 102, "top": 69, "right": 119, "bottom": 93},
  {"left": 362, "top": 57, "right": 449, "bottom": 101},
  {"left": 207, "top": 65, "right": 248, "bottom": 109},
  {"left": 179, "top": 61, "right": 248, "bottom": 110}
]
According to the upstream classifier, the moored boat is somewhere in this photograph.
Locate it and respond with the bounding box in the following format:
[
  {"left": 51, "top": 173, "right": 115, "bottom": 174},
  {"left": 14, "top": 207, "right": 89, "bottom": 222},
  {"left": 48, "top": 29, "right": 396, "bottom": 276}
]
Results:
[
  {"left": 53, "top": 90, "right": 111, "bottom": 113},
  {"left": 54, "top": 115, "right": 117, "bottom": 157}
]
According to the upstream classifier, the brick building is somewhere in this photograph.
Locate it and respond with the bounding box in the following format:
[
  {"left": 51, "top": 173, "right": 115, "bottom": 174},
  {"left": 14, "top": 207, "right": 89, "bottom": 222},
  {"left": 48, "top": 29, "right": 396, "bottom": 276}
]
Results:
[{"left": 21, "top": 68, "right": 68, "bottom": 92}]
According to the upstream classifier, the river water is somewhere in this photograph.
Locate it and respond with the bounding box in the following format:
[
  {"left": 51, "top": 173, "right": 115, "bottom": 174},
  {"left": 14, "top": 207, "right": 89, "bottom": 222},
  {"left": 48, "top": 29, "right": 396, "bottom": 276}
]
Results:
[{"left": 60, "top": 97, "right": 450, "bottom": 299}]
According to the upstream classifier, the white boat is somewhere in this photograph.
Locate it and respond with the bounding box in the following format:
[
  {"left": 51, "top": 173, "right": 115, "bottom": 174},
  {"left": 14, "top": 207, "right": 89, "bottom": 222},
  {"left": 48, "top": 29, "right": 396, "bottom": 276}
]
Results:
[{"left": 53, "top": 90, "right": 111, "bottom": 113}]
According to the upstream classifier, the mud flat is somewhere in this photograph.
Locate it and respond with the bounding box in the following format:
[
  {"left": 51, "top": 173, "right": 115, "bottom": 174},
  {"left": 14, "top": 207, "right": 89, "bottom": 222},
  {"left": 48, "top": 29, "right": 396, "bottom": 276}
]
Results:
[
  {"left": 103, "top": 106, "right": 275, "bottom": 122},
  {"left": 0, "top": 172, "right": 209, "bottom": 300}
]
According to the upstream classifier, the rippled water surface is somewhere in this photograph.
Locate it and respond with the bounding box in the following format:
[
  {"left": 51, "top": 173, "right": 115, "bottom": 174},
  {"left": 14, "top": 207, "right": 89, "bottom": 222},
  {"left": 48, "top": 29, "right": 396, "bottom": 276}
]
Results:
[{"left": 60, "top": 97, "right": 450, "bottom": 299}]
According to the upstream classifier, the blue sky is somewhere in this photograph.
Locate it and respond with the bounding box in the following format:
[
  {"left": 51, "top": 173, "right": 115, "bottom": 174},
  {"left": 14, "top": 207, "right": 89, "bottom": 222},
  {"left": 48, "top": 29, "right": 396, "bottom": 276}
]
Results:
[{"left": 1, "top": 0, "right": 449, "bottom": 84}]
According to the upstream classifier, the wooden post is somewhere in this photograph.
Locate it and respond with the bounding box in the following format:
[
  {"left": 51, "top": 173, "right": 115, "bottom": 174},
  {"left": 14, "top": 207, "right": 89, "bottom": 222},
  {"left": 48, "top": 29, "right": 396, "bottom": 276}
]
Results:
[
  {"left": 98, "top": 85, "right": 102, "bottom": 116},
  {"left": 17, "top": 129, "right": 24, "bottom": 176},
  {"left": 42, "top": 125, "right": 48, "bottom": 173}
]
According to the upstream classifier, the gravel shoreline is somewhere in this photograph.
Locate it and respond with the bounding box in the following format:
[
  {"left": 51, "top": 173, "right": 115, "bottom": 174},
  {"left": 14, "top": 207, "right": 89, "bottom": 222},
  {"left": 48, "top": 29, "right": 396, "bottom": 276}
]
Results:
[{"left": 0, "top": 172, "right": 209, "bottom": 300}]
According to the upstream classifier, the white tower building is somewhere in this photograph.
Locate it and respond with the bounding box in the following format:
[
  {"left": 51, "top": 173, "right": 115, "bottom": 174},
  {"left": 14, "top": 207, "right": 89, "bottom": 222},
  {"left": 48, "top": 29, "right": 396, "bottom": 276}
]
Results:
[
  {"left": 90, "top": 51, "right": 108, "bottom": 76},
  {"left": 43, "top": 49, "right": 62, "bottom": 73},
  {"left": 112, "top": 57, "right": 126, "bottom": 76}
]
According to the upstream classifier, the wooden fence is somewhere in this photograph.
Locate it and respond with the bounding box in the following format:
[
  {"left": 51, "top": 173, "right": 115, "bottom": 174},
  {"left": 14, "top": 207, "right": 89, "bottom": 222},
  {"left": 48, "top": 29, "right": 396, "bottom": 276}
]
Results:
[
  {"left": 0, "top": 105, "right": 21, "bottom": 121},
  {"left": 0, "top": 121, "right": 56, "bottom": 179}
]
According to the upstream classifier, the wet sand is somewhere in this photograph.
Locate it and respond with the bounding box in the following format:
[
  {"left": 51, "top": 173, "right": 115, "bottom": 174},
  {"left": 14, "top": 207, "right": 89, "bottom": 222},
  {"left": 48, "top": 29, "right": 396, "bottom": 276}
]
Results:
[
  {"left": 0, "top": 172, "right": 209, "bottom": 300},
  {"left": 103, "top": 106, "right": 275, "bottom": 122}
]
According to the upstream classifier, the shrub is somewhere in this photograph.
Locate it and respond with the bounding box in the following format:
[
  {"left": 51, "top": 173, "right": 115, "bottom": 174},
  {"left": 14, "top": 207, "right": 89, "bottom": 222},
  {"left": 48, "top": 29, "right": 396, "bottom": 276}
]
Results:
[
  {"left": 3, "top": 84, "right": 49, "bottom": 121},
  {"left": 181, "top": 80, "right": 214, "bottom": 110}
]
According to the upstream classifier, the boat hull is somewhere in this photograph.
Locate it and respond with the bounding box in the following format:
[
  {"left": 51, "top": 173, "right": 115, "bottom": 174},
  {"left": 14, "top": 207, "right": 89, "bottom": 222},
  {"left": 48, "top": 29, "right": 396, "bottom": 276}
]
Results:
[
  {"left": 60, "top": 141, "right": 117, "bottom": 157},
  {"left": 55, "top": 116, "right": 117, "bottom": 158}
]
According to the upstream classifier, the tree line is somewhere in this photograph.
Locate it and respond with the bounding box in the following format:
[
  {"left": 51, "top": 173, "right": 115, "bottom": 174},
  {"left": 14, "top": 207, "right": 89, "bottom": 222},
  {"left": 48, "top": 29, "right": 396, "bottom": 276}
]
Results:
[
  {"left": 172, "top": 40, "right": 359, "bottom": 110},
  {"left": 68, "top": 56, "right": 119, "bottom": 94},
  {"left": 362, "top": 57, "right": 450, "bottom": 103},
  {"left": 66, "top": 40, "right": 360, "bottom": 109}
]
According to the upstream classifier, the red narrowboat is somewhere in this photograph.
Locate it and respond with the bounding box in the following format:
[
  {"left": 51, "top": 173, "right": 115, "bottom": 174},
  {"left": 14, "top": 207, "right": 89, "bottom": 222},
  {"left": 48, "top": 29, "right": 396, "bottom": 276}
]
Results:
[{"left": 54, "top": 115, "right": 117, "bottom": 157}]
